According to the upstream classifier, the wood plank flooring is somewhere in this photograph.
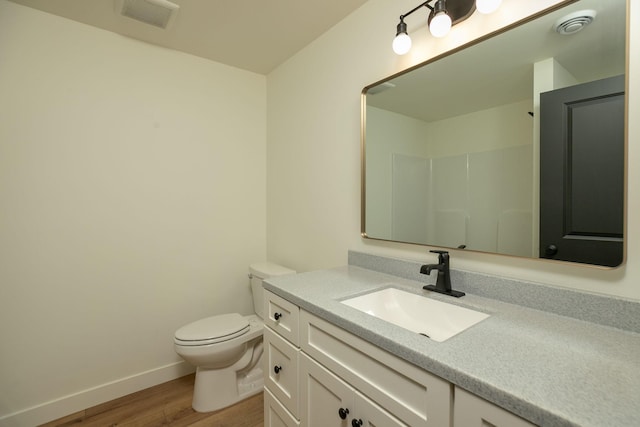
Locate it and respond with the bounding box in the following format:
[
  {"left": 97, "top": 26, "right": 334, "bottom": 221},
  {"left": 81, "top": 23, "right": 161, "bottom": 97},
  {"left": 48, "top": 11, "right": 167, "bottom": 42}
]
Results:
[{"left": 40, "top": 374, "right": 264, "bottom": 427}]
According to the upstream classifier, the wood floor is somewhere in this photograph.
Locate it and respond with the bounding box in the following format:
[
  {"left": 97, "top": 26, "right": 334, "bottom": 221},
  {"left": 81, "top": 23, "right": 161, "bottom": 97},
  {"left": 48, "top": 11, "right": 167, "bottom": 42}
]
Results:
[{"left": 40, "top": 374, "right": 264, "bottom": 427}]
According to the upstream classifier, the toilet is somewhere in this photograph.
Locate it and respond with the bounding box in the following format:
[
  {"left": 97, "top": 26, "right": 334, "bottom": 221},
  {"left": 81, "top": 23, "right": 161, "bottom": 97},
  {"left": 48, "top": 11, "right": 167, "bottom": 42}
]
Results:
[{"left": 174, "top": 262, "right": 295, "bottom": 412}]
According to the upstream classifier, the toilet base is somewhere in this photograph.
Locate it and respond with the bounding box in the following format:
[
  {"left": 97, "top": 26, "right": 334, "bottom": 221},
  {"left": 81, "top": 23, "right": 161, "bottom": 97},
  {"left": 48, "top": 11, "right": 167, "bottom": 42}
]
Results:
[
  {"left": 191, "top": 341, "right": 264, "bottom": 412},
  {"left": 192, "top": 362, "right": 264, "bottom": 412}
]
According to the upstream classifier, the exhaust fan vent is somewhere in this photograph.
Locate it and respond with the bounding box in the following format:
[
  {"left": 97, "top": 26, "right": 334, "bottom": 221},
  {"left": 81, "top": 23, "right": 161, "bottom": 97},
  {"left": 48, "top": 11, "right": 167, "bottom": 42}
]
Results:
[
  {"left": 554, "top": 10, "right": 596, "bottom": 35},
  {"left": 116, "top": 0, "right": 179, "bottom": 29}
]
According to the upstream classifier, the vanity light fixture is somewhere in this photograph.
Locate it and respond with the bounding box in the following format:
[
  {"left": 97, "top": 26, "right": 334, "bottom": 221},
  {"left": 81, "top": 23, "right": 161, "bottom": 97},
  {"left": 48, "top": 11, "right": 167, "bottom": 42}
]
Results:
[{"left": 392, "top": 0, "right": 502, "bottom": 55}]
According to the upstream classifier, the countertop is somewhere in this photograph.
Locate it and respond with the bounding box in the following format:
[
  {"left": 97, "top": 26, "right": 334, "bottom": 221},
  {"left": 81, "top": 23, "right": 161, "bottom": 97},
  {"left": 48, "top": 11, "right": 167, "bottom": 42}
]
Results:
[{"left": 263, "top": 265, "right": 640, "bottom": 427}]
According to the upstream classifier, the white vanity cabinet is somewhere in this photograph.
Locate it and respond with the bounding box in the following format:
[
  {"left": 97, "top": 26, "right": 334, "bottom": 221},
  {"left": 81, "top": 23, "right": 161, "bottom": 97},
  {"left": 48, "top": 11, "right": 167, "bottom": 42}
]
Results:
[
  {"left": 454, "top": 387, "right": 536, "bottom": 427},
  {"left": 263, "top": 289, "right": 536, "bottom": 427}
]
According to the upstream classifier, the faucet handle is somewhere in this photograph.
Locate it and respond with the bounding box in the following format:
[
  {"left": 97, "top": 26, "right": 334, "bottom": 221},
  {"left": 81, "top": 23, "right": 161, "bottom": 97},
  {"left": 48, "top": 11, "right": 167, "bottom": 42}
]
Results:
[
  {"left": 429, "top": 249, "right": 449, "bottom": 263},
  {"left": 429, "top": 249, "right": 448, "bottom": 255}
]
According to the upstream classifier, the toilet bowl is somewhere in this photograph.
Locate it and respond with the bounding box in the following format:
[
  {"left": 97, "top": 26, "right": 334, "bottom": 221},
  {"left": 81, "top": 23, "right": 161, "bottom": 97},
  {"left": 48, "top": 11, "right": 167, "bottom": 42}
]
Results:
[{"left": 174, "top": 262, "right": 295, "bottom": 413}]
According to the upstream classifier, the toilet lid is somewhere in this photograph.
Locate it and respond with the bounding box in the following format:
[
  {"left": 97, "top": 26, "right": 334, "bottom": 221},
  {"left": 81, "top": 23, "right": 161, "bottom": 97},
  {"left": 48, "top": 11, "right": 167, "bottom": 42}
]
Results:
[{"left": 174, "top": 313, "right": 250, "bottom": 346}]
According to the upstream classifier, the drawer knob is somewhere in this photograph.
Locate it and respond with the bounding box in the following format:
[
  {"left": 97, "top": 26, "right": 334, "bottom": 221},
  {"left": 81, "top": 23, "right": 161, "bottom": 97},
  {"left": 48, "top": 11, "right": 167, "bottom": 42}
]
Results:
[
  {"left": 274, "top": 365, "right": 282, "bottom": 374},
  {"left": 352, "top": 419, "right": 363, "bottom": 427},
  {"left": 338, "top": 407, "right": 349, "bottom": 420},
  {"left": 274, "top": 312, "right": 282, "bottom": 321}
]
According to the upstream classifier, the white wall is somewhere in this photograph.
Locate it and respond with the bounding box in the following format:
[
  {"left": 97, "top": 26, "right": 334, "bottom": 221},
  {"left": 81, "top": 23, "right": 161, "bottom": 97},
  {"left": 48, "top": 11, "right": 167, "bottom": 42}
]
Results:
[
  {"left": 0, "top": 1, "right": 266, "bottom": 424},
  {"left": 267, "top": 0, "right": 640, "bottom": 300}
]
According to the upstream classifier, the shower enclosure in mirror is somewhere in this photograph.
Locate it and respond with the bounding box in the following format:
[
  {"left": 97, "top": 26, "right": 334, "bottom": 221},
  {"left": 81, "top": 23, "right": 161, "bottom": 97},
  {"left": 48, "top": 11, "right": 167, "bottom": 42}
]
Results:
[{"left": 361, "top": 0, "right": 626, "bottom": 267}]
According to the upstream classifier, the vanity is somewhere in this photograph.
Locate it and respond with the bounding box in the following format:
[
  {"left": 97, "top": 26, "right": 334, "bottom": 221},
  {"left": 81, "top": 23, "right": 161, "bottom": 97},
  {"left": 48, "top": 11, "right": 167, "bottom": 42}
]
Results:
[{"left": 261, "top": 251, "right": 640, "bottom": 427}]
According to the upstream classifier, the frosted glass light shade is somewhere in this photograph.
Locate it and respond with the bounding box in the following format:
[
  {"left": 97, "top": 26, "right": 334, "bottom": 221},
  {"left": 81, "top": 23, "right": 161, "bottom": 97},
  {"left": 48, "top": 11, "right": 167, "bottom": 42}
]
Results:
[
  {"left": 476, "top": 0, "right": 502, "bottom": 14},
  {"left": 429, "top": 12, "right": 452, "bottom": 38},
  {"left": 392, "top": 33, "right": 412, "bottom": 55}
]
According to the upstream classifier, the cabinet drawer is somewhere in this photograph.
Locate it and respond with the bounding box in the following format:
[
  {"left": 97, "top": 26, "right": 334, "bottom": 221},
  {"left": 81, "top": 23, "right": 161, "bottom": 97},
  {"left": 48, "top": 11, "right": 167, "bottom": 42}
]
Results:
[
  {"left": 264, "top": 326, "right": 300, "bottom": 418},
  {"left": 300, "top": 310, "right": 451, "bottom": 427},
  {"left": 264, "top": 290, "right": 300, "bottom": 345},
  {"left": 264, "top": 387, "right": 300, "bottom": 427},
  {"left": 454, "top": 387, "right": 537, "bottom": 427}
]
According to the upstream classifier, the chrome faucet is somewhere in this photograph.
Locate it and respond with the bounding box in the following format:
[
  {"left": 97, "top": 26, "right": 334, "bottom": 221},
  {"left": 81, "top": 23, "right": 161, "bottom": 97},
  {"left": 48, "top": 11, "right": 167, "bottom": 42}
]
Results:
[{"left": 420, "top": 250, "right": 465, "bottom": 298}]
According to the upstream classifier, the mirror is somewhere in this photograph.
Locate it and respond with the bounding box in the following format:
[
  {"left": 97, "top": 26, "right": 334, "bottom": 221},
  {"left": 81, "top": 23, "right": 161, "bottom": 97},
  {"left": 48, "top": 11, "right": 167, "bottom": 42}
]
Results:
[{"left": 362, "top": 0, "right": 626, "bottom": 267}]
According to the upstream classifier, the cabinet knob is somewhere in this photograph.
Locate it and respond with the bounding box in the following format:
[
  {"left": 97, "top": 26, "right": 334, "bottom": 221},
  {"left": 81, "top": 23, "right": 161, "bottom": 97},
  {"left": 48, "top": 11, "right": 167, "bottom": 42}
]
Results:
[
  {"left": 338, "top": 407, "right": 349, "bottom": 420},
  {"left": 351, "top": 419, "right": 363, "bottom": 427},
  {"left": 273, "top": 365, "right": 282, "bottom": 374},
  {"left": 274, "top": 312, "right": 282, "bottom": 321}
]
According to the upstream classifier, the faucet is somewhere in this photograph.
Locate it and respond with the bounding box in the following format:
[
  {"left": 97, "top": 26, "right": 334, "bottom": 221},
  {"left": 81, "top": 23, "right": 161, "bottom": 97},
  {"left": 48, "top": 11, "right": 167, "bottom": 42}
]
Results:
[{"left": 420, "top": 250, "right": 465, "bottom": 298}]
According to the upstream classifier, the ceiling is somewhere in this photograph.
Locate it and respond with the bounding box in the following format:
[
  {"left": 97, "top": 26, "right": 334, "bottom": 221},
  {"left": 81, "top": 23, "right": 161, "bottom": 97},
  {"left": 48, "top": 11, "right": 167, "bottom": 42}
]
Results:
[{"left": 7, "top": 0, "right": 369, "bottom": 75}]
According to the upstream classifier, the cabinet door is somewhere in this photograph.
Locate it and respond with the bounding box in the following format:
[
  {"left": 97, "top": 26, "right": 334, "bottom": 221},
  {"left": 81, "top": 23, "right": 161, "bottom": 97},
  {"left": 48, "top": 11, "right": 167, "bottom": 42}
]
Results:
[
  {"left": 265, "top": 388, "right": 300, "bottom": 427},
  {"left": 300, "top": 353, "right": 355, "bottom": 427},
  {"left": 454, "top": 387, "right": 536, "bottom": 427},
  {"left": 300, "top": 309, "right": 450, "bottom": 427},
  {"left": 300, "top": 353, "right": 409, "bottom": 427},
  {"left": 352, "top": 393, "right": 409, "bottom": 427}
]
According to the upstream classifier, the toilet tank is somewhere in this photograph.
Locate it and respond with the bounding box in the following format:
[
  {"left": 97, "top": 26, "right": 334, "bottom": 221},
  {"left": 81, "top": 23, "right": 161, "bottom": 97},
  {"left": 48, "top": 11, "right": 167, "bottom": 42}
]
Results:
[{"left": 248, "top": 262, "right": 295, "bottom": 319}]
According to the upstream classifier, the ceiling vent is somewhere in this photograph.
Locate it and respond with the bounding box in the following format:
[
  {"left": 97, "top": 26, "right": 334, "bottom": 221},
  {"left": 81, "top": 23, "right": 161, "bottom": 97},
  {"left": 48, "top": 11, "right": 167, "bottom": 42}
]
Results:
[
  {"left": 116, "top": 0, "right": 180, "bottom": 29},
  {"left": 554, "top": 10, "right": 596, "bottom": 35}
]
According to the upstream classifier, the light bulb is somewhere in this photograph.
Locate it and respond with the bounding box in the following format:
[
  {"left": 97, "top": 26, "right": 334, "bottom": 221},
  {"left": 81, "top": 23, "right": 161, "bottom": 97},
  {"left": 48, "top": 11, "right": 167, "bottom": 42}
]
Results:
[
  {"left": 392, "top": 33, "right": 412, "bottom": 55},
  {"left": 476, "top": 0, "right": 502, "bottom": 14},
  {"left": 429, "top": 11, "right": 451, "bottom": 38}
]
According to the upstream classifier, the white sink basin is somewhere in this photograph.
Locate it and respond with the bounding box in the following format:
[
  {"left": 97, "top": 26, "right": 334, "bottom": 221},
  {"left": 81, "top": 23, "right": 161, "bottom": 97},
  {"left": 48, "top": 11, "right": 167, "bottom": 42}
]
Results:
[{"left": 341, "top": 287, "right": 489, "bottom": 342}]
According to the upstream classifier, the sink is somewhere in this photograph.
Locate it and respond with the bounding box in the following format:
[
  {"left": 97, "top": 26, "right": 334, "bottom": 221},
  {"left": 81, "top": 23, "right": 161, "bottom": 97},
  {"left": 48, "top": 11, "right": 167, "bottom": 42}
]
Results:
[{"left": 341, "top": 287, "right": 489, "bottom": 342}]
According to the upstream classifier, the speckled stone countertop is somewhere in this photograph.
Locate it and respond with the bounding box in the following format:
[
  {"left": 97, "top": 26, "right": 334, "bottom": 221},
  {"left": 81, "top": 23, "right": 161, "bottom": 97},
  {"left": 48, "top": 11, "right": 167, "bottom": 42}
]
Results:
[{"left": 263, "top": 253, "right": 640, "bottom": 427}]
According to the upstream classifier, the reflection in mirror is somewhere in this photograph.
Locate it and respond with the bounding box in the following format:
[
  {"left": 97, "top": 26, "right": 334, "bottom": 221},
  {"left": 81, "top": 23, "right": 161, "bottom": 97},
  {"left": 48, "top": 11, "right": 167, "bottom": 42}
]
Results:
[{"left": 362, "top": 0, "right": 626, "bottom": 267}]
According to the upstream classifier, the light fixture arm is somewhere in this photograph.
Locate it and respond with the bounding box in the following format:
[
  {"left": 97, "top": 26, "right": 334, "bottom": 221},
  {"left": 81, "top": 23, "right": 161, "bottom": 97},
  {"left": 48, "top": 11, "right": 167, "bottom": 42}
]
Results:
[{"left": 398, "top": 0, "right": 434, "bottom": 23}]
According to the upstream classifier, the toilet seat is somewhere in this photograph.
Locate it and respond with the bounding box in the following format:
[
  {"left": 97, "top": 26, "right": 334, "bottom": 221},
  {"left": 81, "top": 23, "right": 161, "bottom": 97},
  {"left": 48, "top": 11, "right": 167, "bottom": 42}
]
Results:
[{"left": 174, "top": 313, "right": 249, "bottom": 346}]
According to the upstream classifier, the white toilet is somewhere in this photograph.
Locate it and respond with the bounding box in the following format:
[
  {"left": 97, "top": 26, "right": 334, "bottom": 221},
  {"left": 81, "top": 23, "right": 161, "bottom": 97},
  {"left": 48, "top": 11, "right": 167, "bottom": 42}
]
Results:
[{"left": 174, "top": 262, "right": 295, "bottom": 412}]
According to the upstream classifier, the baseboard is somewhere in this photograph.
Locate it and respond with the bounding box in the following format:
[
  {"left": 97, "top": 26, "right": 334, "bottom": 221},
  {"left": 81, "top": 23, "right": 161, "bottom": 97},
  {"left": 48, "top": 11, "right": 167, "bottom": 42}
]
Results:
[{"left": 0, "top": 361, "right": 195, "bottom": 427}]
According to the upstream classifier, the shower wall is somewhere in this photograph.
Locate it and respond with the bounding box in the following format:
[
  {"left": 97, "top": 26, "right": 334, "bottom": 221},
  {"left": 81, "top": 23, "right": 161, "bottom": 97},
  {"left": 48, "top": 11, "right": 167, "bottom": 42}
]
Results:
[{"left": 367, "top": 100, "right": 534, "bottom": 256}]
